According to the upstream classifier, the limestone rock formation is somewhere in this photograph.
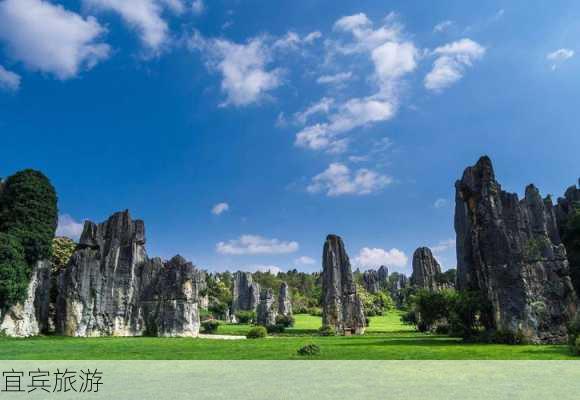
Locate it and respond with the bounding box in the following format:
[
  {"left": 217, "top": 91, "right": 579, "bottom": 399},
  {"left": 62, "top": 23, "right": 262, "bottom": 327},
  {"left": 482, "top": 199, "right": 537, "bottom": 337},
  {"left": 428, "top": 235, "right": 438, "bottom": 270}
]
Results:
[
  {"left": 321, "top": 234, "right": 366, "bottom": 335},
  {"left": 256, "top": 288, "right": 277, "bottom": 326},
  {"left": 362, "top": 270, "right": 381, "bottom": 293},
  {"left": 455, "top": 156, "right": 577, "bottom": 343},
  {"left": 411, "top": 247, "right": 442, "bottom": 291},
  {"left": 0, "top": 260, "right": 51, "bottom": 337},
  {"left": 232, "top": 271, "right": 260, "bottom": 314},
  {"left": 278, "top": 282, "right": 292, "bottom": 317},
  {"left": 56, "top": 211, "right": 203, "bottom": 337},
  {"left": 387, "top": 272, "right": 409, "bottom": 308},
  {"left": 378, "top": 265, "right": 389, "bottom": 288}
]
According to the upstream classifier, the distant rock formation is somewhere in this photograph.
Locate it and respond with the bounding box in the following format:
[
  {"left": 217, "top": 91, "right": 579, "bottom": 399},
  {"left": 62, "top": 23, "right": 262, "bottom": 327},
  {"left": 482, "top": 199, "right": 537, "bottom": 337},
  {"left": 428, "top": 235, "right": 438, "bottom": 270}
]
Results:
[
  {"left": 387, "top": 272, "right": 410, "bottom": 307},
  {"left": 278, "top": 282, "right": 292, "bottom": 317},
  {"left": 411, "top": 247, "right": 442, "bottom": 291},
  {"left": 56, "top": 211, "right": 203, "bottom": 337},
  {"left": 321, "top": 234, "right": 366, "bottom": 335},
  {"left": 378, "top": 265, "right": 389, "bottom": 288},
  {"left": 257, "top": 288, "right": 277, "bottom": 326},
  {"left": 362, "top": 270, "right": 380, "bottom": 293},
  {"left": 455, "top": 156, "right": 577, "bottom": 343},
  {"left": 0, "top": 260, "right": 51, "bottom": 337},
  {"left": 232, "top": 271, "right": 260, "bottom": 314},
  {"left": 555, "top": 180, "right": 580, "bottom": 293}
]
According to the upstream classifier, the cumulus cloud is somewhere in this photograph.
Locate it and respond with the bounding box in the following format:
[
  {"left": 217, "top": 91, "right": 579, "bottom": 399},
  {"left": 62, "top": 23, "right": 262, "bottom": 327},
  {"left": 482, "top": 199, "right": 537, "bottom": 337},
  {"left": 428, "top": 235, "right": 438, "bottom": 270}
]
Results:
[
  {"left": 354, "top": 247, "right": 408, "bottom": 268},
  {"left": 547, "top": 48, "right": 574, "bottom": 70},
  {"left": 0, "top": 65, "right": 20, "bottom": 91},
  {"left": 56, "top": 214, "right": 84, "bottom": 241},
  {"left": 211, "top": 202, "right": 229, "bottom": 215},
  {"left": 307, "top": 163, "right": 392, "bottom": 196},
  {"left": 84, "top": 0, "right": 184, "bottom": 53},
  {"left": 294, "top": 97, "right": 334, "bottom": 124},
  {"left": 295, "top": 256, "right": 316, "bottom": 266},
  {"left": 0, "top": 0, "right": 110, "bottom": 80},
  {"left": 273, "top": 31, "right": 322, "bottom": 51},
  {"left": 424, "top": 38, "right": 485, "bottom": 92},
  {"left": 295, "top": 13, "right": 417, "bottom": 153},
  {"left": 433, "top": 198, "right": 448, "bottom": 208},
  {"left": 316, "top": 72, "right": 352, "bottom": 85},
  {"left": 243, "top": 265, "right": 282, "bottom": 275},
  {"left": 216, "top": 235, "right": 299, "bottom": 255},
  {"left": 191, "top": 0, "right": 204, "bottom": 14},
  {"left": 190, "top": 31, "right": 282, "bottom": 106}
]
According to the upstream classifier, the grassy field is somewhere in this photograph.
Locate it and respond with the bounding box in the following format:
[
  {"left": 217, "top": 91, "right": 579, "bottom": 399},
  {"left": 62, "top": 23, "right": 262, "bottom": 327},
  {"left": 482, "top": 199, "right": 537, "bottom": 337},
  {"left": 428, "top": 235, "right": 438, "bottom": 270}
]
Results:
[{"left": 0, "top": 312, "right": 575, "bottom": 360}]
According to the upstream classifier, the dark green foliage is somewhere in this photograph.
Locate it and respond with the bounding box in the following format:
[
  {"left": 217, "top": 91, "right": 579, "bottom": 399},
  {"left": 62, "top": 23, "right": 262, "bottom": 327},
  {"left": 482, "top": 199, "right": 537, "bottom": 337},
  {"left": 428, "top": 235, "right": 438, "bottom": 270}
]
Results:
[
  {"left": 308, "top": 307, "right": 322, "bottom": 317},
  {"left": 246, "top": 326, "right": 267, "bottom": 339},
  {"left": 401, "top": 310, "right": 418, "bottom": 326},
  {"left": 491, "top": 329, "right": 526, "bottom": 345},
  {"left": 0, "top": 233, "right": 29, "bottom": 310},
  {"left": 297, "top": 344, "right": 320, "bottom": 356},
  {"left": 435, "top": 269, "right": 456, "bottom": 286},
  {"left": 201, "top": 320, "right": 220, "bottom": 333},
  {"left": 567, "top": 314, "right": 580, "bottom": 355},
  {"left": 0, "top": 169, "right": 58, "bottom": 265},
  {"left": 413, "top": 290, "right": 453, "bottom": 332},
  {"left": 562, "top": 205, "right": 580, "bottom": 295},
  {"left": 318, "top": 325, "right": 335, "bottom": 336},
  {"left": 266, "top": 324, "right": 285, "bottom": 334},
  {"left": 235, "top": 311, "right": 256, "bottom": 324},
  {"left": 275, "top": 314, "right": 295, "bottom": 328},
  {"left": 448, "top": 290, "right": 491, "bottom": 338}
]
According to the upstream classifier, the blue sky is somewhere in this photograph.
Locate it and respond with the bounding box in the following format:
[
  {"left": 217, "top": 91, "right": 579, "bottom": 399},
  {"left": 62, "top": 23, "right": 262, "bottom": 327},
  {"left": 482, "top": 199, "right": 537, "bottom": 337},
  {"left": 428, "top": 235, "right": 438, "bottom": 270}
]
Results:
[{"left": 1, "top": 0, "right": 579, "bottom": 275}]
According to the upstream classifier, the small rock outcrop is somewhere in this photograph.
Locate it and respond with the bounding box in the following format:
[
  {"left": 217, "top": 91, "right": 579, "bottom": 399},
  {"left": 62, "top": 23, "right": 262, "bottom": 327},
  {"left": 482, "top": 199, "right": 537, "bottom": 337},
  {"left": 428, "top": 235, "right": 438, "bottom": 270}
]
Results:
[
  {"left": 0, "top": 260, "right": 51, "bottom": 337},
  {"left": 256, "top": 288, "right": 277, "bottom": 326},
  {"left": 232, "top": 271, "right": 260, "bottom": 314},
  {"left": 56, "top": 211, "right": 203, "bottom": 337},
  {"left": 411, "top": 247, "right": 442, "bottom": 291},
  {"left": 321, "top": 234, "right": 366, "bottom": 335},
  {"left": 278, "top": 282, "right": 292, "bottom": 317},
  {"left": 455, "top": 156, "right": 577, "bottom": 343}
]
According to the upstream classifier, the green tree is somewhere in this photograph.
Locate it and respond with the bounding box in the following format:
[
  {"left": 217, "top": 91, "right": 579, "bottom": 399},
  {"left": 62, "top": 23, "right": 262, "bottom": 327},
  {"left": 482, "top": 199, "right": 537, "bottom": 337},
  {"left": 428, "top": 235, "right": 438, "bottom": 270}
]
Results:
[
  {"left": 51, "top": 236, "right": 76, "bottom": 271},
  {"left": 0, "top": 169, "right": 58, "bottom": 265},
  {"left": 0, "top": 232, "right": 29, "bottom": 310}
]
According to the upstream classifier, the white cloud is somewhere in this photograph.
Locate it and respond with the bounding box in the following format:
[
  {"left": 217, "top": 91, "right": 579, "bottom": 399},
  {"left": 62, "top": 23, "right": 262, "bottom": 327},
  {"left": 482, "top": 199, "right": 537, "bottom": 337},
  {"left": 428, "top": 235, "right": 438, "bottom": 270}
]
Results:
[
  {"left": 243, "top": 264, "right": 282, "bottom": 275},
  {"left": 211, "top": 202, "right": 229, "bottom": 215},
  {"left": 433, "top": 20, "right": 453, "bottom": 33},
  {"left": 316, "top": 72, "right": 352, "bottom": 85},
  {"left": 191, "top": 31, "right": 282, "bottom": 106},
  {"left": 433, "top": 198, "right": 448, "bottom": 208},
  {"left": 0, "top": 65, "right": 20, "bottom": 91},
  {"left": 84, "top": 0, "right": 184, "bottom": 53},
  {"left": 424, "top": 38, "right": 485, "bottom": 92},
  {"left": 191, "top": 0, "right": 204, "bottom": 14},
  {"left": 304, "top": 31, "right": 322, "bottom": 43},
  {"left": 354, "top": 247, "right": 408, "bottom": 268},
  {"left": 294, "top": 97, "right": 334, "bottom": 124},
  {"left": 296, "top": 13, "right": 416, "bottom": 153},
  {"left": 295, "top": 256, "right": 316, "bottom": 266},
  {"left": 56, "top": 214, "right": 84, "bottom": 241},
  {"left": 307, "top": 163, "right": 392, "bottom": 196},
  {"left": 273, "top": 31, "right": 321, "bottom": 51},
  {"left": 431, "top": 238, "right": 456, "bottom": 253},
  {"left": 547, "top": 48, "right": 574, "bottom": 70},
  {"left": 216, "top": 235, "right": 299, "bottom": 255},
  {"left": 0, "top": 0, "right": 110, "bottom": 80}
]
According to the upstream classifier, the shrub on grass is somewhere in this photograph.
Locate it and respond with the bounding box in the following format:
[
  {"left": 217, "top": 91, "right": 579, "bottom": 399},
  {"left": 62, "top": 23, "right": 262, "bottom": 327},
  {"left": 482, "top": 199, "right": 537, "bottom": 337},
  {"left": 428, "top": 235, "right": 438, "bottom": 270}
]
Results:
[
  {"left": 235, "top": 311, "right": 256, "bottom": 324},
  {"left": 318, "top": 325, "right": 335, "bottom": 336},
  {"left": 275, "top": 314, "right": 295, "bottom": 328},
  {"left": 492, "top": 329, "right": 526, "bottom": 345},
  {"left": 201, "top": 320, "right": 220, "bottom": 334},
  {"left": 266, "top": 324, "right": 285, "bottom": 334},
  {"left": 246, "top": 326, "right": 267, "bottom": 339},
  {"left": 567, "top": 313, "right": 580, "bottom": 355},
  {"left": 297, "top": 344, "right": 320, "bottom": 356},
  {"left": 308, "top": 307, "right": 322, "bottom": 317}
]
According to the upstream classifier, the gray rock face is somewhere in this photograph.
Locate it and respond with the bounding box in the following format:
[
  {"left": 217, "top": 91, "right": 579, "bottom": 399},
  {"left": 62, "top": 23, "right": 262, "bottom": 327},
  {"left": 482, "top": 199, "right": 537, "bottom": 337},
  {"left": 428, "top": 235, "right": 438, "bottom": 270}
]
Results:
[
  {"left": 378, "top": 265, "right": 389, "bottom": 288},
  {"left": 278, "top": 282, "right": 292, "bottom": 317},
  {"left": 362, "top": 270, "right": 380, "bottom": 293},
  {"left": 455, "top": 156, "right": 577, "bottom": 343},
  {"left": 232, "top": 271, "right": 260, "bottom": 314},
  {"left": 56, "top": 211, "right": 202, "bottom": 337},
  {"left": 0, "top": 260, "right": 51, "bottom": 337},
  {"left": 387, "top": 272, "right": 409, "bottom": 308},
  {"left": 411, "top": 247, "right": 442, "bottom": 291},
  {"left": 555, "top": 180, "right": 580, "bottom": 227},
  {"left": 256, "top": 288, "right": 277, "bottom": 326},
  {"left": 321, "top": 234, "right": 366, "bottom": 335}
]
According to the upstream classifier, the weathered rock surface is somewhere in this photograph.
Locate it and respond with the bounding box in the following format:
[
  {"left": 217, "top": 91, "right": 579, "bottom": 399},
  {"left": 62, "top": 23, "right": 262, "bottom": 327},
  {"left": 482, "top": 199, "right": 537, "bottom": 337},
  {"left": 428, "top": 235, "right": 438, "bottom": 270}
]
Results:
[
  {"left": 321, "top": 234, "right": 366, "bottom": 335},
  {"left": 362, "top": 270, "right": 381, "bottom": 293},
  {"left": 555, "top": 180, "right": 580, "bottom": 294},
  {"left": 387, "top": 272, "right": 409, "bottom": 307},
  {"left": 0, "top": 260, "right": 51, "bottom": 337},
  {"left": 278, "top": 282, "right": 292, "bottom": 317},
  {"left": 56, "top": 211, "right": 203, "bottom": 337},
  {"left": 378, "top": 265, "right": 389, "bottom": 288},
  {"left": 455, "top": 156, "right": 577, "bottom": 343},
  {"left": 411, "top": 247, "right": 442, "bottom": 291},
  {"left": 232, "top": 271, "right": 260, "bottom": 314},
  {"left": 555, "top": 180, "right": 580, "bottom": 227},
  {"left": 257, "top": 288, "right": 277, "bottom": 326}
]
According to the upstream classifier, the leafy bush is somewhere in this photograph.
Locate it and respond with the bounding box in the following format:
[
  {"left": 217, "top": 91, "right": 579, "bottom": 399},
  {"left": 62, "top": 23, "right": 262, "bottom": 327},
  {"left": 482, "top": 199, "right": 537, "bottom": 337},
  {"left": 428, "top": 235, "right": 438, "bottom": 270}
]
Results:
[
  {"left": 413, "top": 290, "right": 453, "bottom": 332},
  {"left": 492, "top": 329, "right": 526, "bottom": 345},
  {"left": 235, "top": 311, "right": 256, "bottom": 324},
  {"left": 308, "top": 307, "right": 322, "bottom": 317},
  {"left": 318, "top": 325, "right": 335, "bottom": 336},
  {"left": 275, "top": 314, "right": 295, "bottom": 328},
  {"left": 51, "top": 236, "right": 76, "bottom": 271},
  {"left": 401, "top": 310, "right": 417, "bottom": 326},
  {"left": 201, "top": 320, "right": 220, "bottom": 333},
  {"left": 448, "top": 290, "right": 491, "bottom": 338},
  {"left": 266, "top": 324, "right": 285, "bottom": 334},
  {"left": 0, "top": 169, "right": 58, "bottom": 265},
  {"left": 0, "top": 232, "right": 29, "bottom": 309},
  {"left": 297, "top": 344, "right": 320, "bottom": 356},
  {"left": 246, "top": 326, "right": 267, "bottom": 339},
  {"left": 567, "top": 313, "right": 580, "bottom": 355}
]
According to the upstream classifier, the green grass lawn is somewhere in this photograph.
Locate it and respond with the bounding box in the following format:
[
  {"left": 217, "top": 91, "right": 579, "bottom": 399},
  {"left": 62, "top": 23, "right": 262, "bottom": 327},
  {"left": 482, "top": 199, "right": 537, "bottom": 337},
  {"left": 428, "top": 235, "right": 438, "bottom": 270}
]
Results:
[{"left": 0, "top": 312, "right": 575, "bottom": 360}]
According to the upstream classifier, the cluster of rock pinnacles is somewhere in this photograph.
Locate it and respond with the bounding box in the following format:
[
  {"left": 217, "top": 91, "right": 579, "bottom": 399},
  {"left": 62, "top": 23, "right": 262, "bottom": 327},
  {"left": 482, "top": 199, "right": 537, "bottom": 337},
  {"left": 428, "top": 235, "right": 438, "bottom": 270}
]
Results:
[{"left": 1, "top": 156, "right": 578, "bottom": 343}]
